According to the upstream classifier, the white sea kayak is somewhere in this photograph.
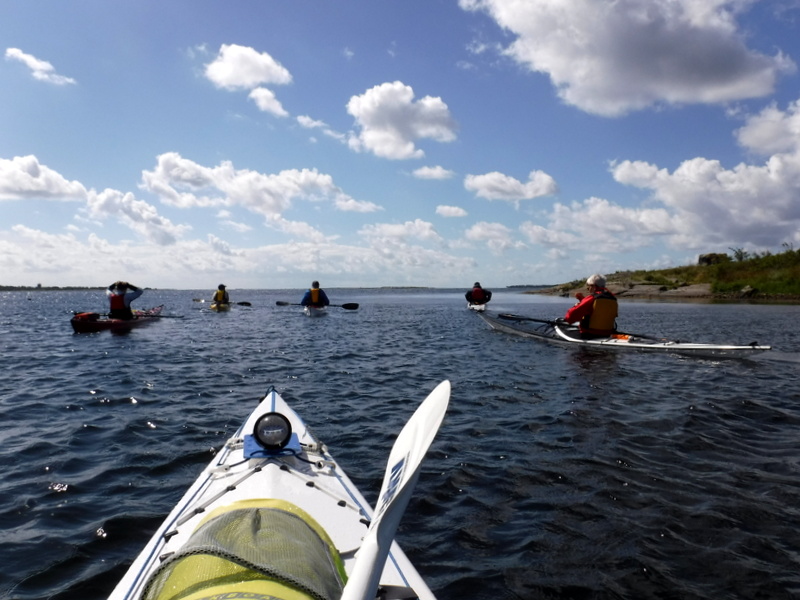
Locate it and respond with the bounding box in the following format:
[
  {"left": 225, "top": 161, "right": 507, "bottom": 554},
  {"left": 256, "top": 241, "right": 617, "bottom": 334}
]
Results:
[
  {"left": 478, "top": 312, "right": 771, "bottom": 358},
  {"left": 108, "top": 382, "right": 450, "bottom": 600},
  {"left": 467, "top": 302, "right": 487, "bottom": 312},
  {"left": 304, "top": 305, "right": 328, "bottom": 318}
]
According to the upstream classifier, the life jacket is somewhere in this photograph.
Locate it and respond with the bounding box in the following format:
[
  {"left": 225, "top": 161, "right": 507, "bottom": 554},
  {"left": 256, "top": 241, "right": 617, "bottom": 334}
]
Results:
[
  {"left": 213, "top": 290, "right": 228, "bottom": 303},
  {"left": 581, "top": 289, "right": 618, "bottom": 335},
  {"left": 310, "top": 288, "right": 320, "bottom": 306},
  {"left": 470, "top": 287, "right": 488, "bottom": 303},
  {"left": 109, "top": 293, "right": 134, "bottom": 320},
  {"left": 109, "top": 293, "right": 126, "bottom": 311}
]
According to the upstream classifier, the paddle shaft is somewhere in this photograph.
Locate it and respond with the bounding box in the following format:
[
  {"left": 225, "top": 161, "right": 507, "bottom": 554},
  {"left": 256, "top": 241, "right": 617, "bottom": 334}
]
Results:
[
  {"left": 194, "top": 299, "right": 251, "bottom": 306},
  {"left": 275, "top": 301, "right": 359, "bottom": 310},
  {"left": 498, "top": 313, "right": 560, "bottom": 326},
  {"left": 497, "top": 313, "right": 667, "bottom": 341}
]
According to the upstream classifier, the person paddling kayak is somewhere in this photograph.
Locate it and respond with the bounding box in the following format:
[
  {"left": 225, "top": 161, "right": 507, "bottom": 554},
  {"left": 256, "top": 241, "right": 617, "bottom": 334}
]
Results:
[
  {"left": 563, "top": 273, "right": 617, "bottom": 337},
  {"left": 465, "top": 281, "right": 492, "bottom": 306},
  {"left": 107, "top": 281, "right": 143, "bottom": 320},
  {"left": 300, "top": 280, "right": 330, "bottom": 308},
  {"left": 211, "top": 284, "right": 230, "bottom": 305}
]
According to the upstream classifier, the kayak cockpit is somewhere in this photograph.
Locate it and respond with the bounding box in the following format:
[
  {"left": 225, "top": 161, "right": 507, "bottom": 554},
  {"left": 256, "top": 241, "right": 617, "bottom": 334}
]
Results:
[{"left": 141, "top": 499, "right": 346, "bottom": 600}]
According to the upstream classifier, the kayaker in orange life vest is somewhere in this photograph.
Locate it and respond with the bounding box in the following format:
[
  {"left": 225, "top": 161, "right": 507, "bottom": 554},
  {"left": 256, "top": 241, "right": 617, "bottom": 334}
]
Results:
[
  {"left": 106, "top": 281, "right": 143, "bottom": 320},
  {"left": 563, "top": 274, "right": 618, "bottom": 337},
  {"left": 465, "top": 282, "right": 492, "bottom": 306},
  {"left": 300, "top": 280, "right": 330, "bottom": 308}
]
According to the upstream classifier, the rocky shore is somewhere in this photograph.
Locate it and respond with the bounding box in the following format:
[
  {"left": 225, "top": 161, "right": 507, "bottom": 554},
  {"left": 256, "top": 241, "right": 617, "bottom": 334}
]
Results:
[
  {"left": 532, "top": 282, "right": 800, "bottom": 302},
  {"left": 595, "top": 282, "right": 713, "bottom": 300},
  {"left": 534, "top": 282, "right": 727, "bottom": 301}
]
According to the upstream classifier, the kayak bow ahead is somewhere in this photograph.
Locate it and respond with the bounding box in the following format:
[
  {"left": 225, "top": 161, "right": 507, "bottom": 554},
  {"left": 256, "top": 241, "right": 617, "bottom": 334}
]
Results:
[{"left": 108, "top": 381, "right": 450, "bottom": 600}]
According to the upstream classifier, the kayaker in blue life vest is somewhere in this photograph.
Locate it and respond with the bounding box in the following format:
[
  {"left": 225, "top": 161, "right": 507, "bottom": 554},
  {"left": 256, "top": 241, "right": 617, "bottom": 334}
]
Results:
[
  {"left": 563, "top": 274, "right": 618, "bottom": 337},
  {"left": 212, "top": 284, "right": 229, "bottom": 305},
  {"left": 300, "top": 280, "right": 330, "bottom": 308},
  {"left": 465, "top": 282, "right": 492, "bottom": 305},
  {"left": 107, "top": 281, "right": 143, "bottom": 320}
]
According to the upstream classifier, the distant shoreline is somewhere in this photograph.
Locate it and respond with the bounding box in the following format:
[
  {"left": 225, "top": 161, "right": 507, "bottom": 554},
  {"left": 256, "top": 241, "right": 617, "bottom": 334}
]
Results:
[
  {"left": 529, "top": 282, "right": 800, "bottom": 303},
  {"left": 0, "top": 286, "right": 105, "bottom": 291},
  {"left": 5, "top": 284, "right": 797, "bottom": 302}
]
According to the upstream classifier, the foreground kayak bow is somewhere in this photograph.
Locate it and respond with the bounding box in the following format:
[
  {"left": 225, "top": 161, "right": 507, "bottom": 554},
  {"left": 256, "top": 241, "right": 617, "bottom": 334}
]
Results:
[{"left": 108, "top": 381, "right": 450, "bottom": 600}]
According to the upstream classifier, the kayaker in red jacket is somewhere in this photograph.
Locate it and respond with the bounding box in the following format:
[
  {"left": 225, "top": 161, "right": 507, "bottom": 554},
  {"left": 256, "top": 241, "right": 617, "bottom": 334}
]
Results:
[
  {"left": 563, "top": 274, "right": 617, "bottom": 337},
  {"left": 107, "top": 281, "right": 143, "bottom": 320},
  {"left": 465, "top": 282, "right": 492, "bottom": 306}
]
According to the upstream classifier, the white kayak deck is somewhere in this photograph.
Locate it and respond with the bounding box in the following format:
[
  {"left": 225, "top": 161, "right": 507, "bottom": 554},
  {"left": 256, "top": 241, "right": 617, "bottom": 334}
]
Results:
[
  {"left": 303, "top": 305, "right": 328, "bottom": 317},
  {"left": 108, "top": 388, "right": 435, "bottom": 600}
]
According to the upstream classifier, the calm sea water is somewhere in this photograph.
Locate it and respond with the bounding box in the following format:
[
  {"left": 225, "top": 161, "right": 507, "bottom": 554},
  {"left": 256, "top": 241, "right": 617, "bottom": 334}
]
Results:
[{"left": 2, "top": 289, "right": 799, "bottom": 600}]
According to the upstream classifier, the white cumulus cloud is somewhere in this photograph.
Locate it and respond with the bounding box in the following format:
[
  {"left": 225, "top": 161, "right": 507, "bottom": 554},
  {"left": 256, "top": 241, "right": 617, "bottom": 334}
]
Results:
[
  {"left": 86, "top": 188, "right": 190, "bottom": 245},
  {"left": 205, "top": 44, "right": 292, "bottom": 90},
  {"left": 0, "top": 155, "right": 190, "bottom": 246},
  {"left": 5, "top": 48, "right": 76, "bottom": 85},
  {"left": 436, "top": 205, "right": 468, "bottom": 217},
  {"left": 297, "top": 115, "right": 346, "bottom": 142},
  {"left": 413, "top": 165, "right": 456, "bottom": 180},
  {"left": 249, "top": 87, "right": 289, "bottom": 117},
  {"left": 465, "top": 221, "right": 524, "bottom": 254},
  {"left": 612, "top": 95, "right": 800, "bottom": 249},
  {"left": 0, "top": 155, "right": 86, "bottom": 200},
  {"left": 464, "top": 169, "right": 557, "bottom": 205},
  {"left": 735, "top": 99, "right": 800, "bottom": 155},
  {"left": 459, "top": 0, "right": 794, "bottom": 116},
  {"left": 141, "top": 152, "right": 371, "bottom": 219},
  {"left": 359, "top": 218, "right": 443, "bottom": 244},
  {"left": 334, "top": 195, "right": 382, "bottom": 213},
  {"left": 347, "top": 81, "right": 458, "bottom": 159}
]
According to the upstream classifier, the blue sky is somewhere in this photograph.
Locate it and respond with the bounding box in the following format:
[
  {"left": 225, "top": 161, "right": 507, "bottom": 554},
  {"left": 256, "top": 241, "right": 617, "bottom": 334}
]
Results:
[{"left": 2, "top": 0, "right": 799, "bottom": 289}]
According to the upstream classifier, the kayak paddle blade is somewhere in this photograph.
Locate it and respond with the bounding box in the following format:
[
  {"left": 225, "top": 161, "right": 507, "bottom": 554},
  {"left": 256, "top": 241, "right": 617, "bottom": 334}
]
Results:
[{"left": 340, "top": 379, "right": 450, "bottom": 600}]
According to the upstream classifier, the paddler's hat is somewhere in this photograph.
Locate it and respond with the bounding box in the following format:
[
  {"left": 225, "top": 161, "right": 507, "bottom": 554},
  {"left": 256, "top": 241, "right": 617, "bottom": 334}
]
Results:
[
  {"left": 586, "top": 274, "right": 606, "bottom": 287},
  {"left": 218, "top": 284, "right": 226, "bottom": 290},
  {"left": 474, "top": 282, "right": 481, "bottom": 287}
]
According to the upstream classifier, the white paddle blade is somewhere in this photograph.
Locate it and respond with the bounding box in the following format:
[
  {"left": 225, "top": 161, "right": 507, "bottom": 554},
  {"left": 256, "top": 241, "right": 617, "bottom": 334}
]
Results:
[{"left": 340, "top": 380, "right": 450, "bottom": 600}]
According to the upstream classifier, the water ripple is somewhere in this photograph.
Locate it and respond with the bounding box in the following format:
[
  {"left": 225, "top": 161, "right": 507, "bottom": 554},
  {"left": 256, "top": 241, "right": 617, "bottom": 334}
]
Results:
[{"left": 1, "top": 290, "right": 799, "bottom": 599}]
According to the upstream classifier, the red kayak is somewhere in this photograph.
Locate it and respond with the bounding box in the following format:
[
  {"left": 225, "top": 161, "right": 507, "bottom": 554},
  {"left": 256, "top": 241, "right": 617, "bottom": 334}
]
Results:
[{"left": 71, "top": 305, "right": 164, "bottom": 333}]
